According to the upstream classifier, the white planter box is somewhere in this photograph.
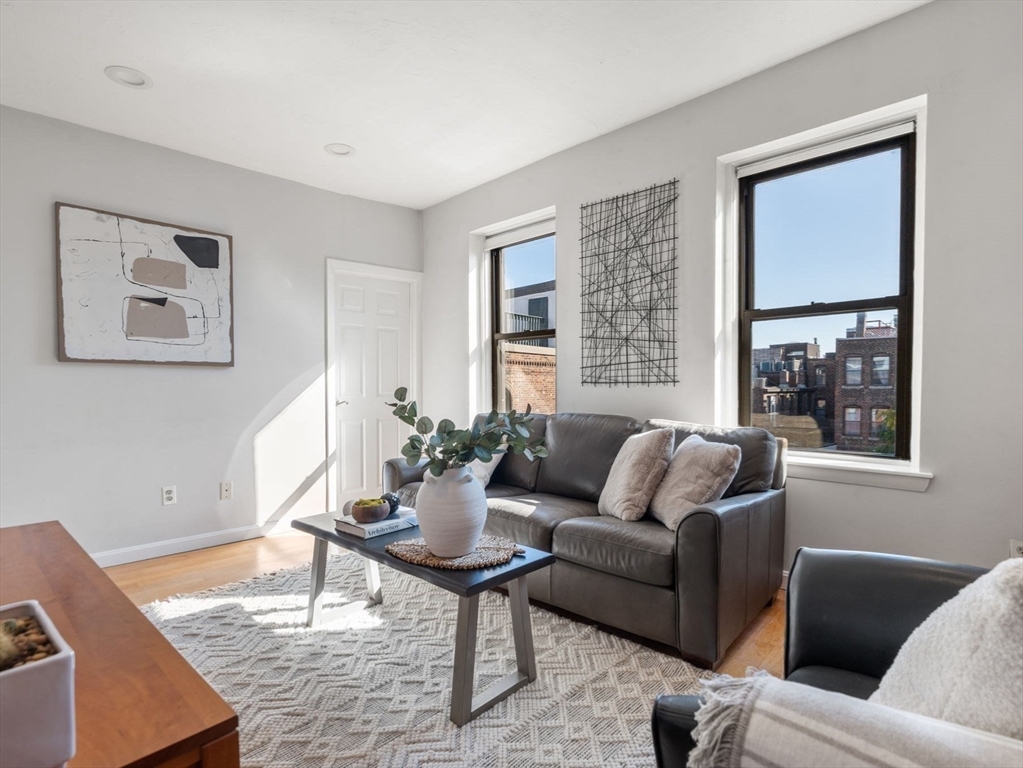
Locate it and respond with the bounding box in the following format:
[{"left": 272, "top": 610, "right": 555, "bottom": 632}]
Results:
[{"left": 0, "top": 600, "right": 75, "bottom": 768}]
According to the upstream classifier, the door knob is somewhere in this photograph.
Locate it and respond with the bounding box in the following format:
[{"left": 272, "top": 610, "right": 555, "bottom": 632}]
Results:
[{"left": 336, "top": 400, "right": 348, "bottom": 406}]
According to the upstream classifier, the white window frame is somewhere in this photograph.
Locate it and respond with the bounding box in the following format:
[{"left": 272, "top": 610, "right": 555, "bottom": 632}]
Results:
[
  {"left": 468, "top": 208, "right": 556, "bottom": 424},
  {"left": 714, "top": 96, "right": 931, "bottom": 492}
]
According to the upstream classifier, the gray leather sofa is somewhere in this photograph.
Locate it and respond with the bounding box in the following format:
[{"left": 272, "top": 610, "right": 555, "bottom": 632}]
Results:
[{"left": 383, "top": 412, "right": 787, "bottom": 669}]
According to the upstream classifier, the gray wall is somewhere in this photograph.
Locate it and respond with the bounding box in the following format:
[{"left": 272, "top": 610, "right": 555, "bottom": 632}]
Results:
[
  {"left": 421, "top": 1, "right": 1023, "bottom": 567},
  {"left": 0, "top": 106, "right": 421, "bottom": 559}
]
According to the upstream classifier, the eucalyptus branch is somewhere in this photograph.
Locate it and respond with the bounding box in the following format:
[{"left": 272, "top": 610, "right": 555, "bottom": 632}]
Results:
[{"left": 385, "top": 387, "right": 548, "bottom": 477}]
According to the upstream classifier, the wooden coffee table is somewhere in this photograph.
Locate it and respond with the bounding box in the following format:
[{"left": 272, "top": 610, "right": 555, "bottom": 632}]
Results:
[
  {"left": 0, "top": 522, "right": 239, "bottom": 768},
  {"left": 291, "top": 514, "right": 555, "bottom": 726}
]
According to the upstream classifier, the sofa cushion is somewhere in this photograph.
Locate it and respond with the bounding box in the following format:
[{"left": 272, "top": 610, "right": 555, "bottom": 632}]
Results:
[
  {"left": 484, "top": 493, "right": 598, "bottom": 552},
  {"left": 598, "top": 428, "right": 674, "bottom": 521},
  {"left": 649, "top": 435, "right": 741, "bottom": 531},
  {"left": 787, "top": 666, "right": 881, "bottom": 700},
  {"left": 394, "top": 481, "right": 422, "bottom": 509},
  {"left": 644, "top": 420, "right": 777, "bottom": 497},
  {"left": 552, "top": 516, "right": 675, "bottom": 587},
  {"left": 486, "top": 414, "right": 547, "bottom": 492},
  {"left": 535, "top": 413, "right": 643, "bottom": 502},
  {"left": 485, "top": 483, "right": 529, "bottom": 499}
]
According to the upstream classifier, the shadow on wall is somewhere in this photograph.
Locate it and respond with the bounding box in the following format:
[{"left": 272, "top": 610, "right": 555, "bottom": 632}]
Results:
[{"left": 246, "top": 367, "right": 330, "bottom": 535}]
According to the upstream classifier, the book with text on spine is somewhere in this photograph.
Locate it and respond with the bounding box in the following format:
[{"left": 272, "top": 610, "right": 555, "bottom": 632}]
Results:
[{"left": 334, "top": 506, "right": 417, "bottom": 539}]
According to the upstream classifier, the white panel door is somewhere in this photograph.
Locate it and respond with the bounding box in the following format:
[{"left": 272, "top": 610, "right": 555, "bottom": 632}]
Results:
[{"left": 332, "top": 272, "right": 412, "bottom": 510}]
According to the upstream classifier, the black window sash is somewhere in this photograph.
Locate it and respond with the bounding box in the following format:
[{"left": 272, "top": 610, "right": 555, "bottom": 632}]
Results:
[{"left": 738, "top": 132, "right": 915, "bottom": 460}]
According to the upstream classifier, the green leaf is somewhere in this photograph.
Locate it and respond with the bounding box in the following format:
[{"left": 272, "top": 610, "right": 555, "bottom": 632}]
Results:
[
  {"left": 408, "top": 401, "right": 418, "bottom": 419},
  {"left": 523, "top": 447, "right": 533, "bottom": 461},
  {"left": 416, "top": 416, "right": 434, "bottom": 434},
  {"left": 399, "top": 415, "right": 416, "bottom": 427},
  {"left": 428, "top": 461, "right": 445, "bottom": 477},
  {"left": 515, "top": 423, "right": 530, "bottom": 438},
  {"left": 474, "top": 445, "right": 493, "bottom": 462},
  {"left": 437, "top": 418, "right": 455, "bottom": 434},
  {"left": 405, "top": 455, "right": 420, "bottom": 467},
  {"left": 394, "top": 386, "right": 408, "bottom": 401},
  {"left": 525, "top": 403, "right": 532, "bottom": 416},
  {"left": 429, "top": 434, "right": 442, "bottom": 448},
  {"left": 534, "top": 446, "right": 549, "bottom": 458}
]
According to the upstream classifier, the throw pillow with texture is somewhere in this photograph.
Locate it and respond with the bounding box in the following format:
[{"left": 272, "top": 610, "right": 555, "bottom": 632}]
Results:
[
  {"left": 469, "top": 452, "right": 505, "bottom": 488},
  {"left": 597, "top": 428, "right": 674, "bottom": 521},
  {"left": 869, "top": 558, "right": 1023, "bottom": 740},
  {"left": 649, "top": 434, "right": 741, "bottom": 531}
]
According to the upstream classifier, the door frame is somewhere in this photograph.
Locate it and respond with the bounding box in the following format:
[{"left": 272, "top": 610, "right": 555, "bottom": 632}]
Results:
[{"left": 324, "top": 258, "right": 422, "bottom": 514}]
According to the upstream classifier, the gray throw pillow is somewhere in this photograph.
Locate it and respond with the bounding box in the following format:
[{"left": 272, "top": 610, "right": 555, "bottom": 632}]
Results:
[
  {"left": 869, "top": 558, "right": 1023, "bottom": 740},
  {"left": 469, "top": 452, "right": 504, "bottom": 488},
  {"left": 649, "top": 435, "right": 741, "bottom": 531},
  {"left": 597, "top": 428, "right": 674, "bottom": 521}
]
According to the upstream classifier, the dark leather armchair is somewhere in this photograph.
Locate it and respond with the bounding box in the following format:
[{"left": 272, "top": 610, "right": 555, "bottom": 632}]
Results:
[{"left": 651, "top": 547, "right": 987, "bottom": 768}]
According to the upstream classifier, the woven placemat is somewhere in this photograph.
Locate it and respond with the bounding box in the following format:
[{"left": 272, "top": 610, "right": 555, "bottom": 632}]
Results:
[{"left": 385, "top": 534, "right": 526, "bottom": 570}]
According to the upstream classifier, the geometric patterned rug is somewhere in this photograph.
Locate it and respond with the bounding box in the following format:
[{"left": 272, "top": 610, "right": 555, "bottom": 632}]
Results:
[{"left": 143, "top": 551, "right": 713, "bottom": 767}]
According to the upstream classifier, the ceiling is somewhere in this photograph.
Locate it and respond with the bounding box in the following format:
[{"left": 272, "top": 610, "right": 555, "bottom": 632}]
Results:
[{"left": 0, "top": 1, "right": 928, "bottom": 210}]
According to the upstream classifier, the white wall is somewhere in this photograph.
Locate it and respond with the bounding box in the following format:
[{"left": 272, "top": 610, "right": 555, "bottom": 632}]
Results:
[
  {"left": 0, "top": 106, "right": 421, "bottom": 562},
  {"left": 421, "top": 1, "right": 1023, "bottom": 568}
]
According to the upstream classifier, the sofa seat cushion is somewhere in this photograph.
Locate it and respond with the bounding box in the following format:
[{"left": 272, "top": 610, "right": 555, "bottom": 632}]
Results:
[
  {"left": 552, "top": 516, "right": 675, "bottom": 587},
  {"left": 484, "top": 493, "right": 598, "bottom": 552},
  {"left": 485, "top": 483, "right": 529, "bottom": 499},
  {"left": 786, "top": 666, "right": 881, "bottom": 700}
]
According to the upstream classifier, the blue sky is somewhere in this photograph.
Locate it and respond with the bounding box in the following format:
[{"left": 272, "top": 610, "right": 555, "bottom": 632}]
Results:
[{"left": 503, "top": 149, "right": 901, "bottom": 355}]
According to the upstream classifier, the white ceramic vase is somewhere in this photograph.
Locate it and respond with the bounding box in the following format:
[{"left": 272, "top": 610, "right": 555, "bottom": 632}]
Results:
[{"left": 416, "top": 466, "right": 487, "bottom": 557}]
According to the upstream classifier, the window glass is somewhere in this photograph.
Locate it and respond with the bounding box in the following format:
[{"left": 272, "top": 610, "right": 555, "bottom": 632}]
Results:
[
  {"left": 844, "top": 407, "right": 862, "bottom": 436},
  {"left": 872, "top": 355, "right": 891, "bottom": 386},
  {"left": 845, "top": 356, "right": 862, "bottom": 386},
  {"left": 752, "top": 149, "right": 902, "bottom": 309},
  {"left": 500, "top": 236, "right": 556, "bottom": 333}
]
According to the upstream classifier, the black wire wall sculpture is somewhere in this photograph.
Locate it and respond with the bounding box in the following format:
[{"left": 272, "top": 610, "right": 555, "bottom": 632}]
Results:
[{"left": 580, "top": 179, "right": 678, "bottom": 386}]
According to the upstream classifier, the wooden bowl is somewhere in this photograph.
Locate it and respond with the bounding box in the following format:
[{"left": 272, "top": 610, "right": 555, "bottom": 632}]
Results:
[{"left": 351, "top": 502, "right": 390, "bottom": 524}]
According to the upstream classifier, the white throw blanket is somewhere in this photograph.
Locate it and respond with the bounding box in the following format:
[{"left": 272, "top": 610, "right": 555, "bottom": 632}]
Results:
[{"left": 688, "top": 675, "right": 1023, "bottom": 768}]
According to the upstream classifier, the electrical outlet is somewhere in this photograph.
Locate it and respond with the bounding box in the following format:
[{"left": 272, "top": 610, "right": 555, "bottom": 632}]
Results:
[
  {"left": 220, "top": 482, "right": 233, "bottom": 501},
  {"left": 162, "top": 486, "right": 177, "bottom": 506},
  {"left": 1011, "top": 540, "right": 1023, "bottom": 559}
]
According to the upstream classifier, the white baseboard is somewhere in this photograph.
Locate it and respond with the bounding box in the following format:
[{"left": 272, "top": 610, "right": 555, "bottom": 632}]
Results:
[
  {"left": 91, "top": 524, "right": 268, "bottom": 568},
  {"left": 781, "top": 570, "right": 789, "bottom": 591}
]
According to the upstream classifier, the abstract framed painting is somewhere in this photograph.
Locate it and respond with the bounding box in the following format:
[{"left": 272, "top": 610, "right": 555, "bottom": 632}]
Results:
[{"left": 55, "top": 203, "right": 234, "bottom": 366}]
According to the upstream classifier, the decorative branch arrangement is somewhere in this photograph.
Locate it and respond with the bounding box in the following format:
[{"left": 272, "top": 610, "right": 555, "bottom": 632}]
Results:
[
  {"left": 386, "top": 388, "right": 548, "bottom": 477},
  {"left": 579, "top": 179, "right": 679, "bottom": 386}
]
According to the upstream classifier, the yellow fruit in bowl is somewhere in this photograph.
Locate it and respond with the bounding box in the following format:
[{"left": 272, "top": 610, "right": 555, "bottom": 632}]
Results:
[{"left": 350, "top": 499, "right": 390, "bottom": 523}]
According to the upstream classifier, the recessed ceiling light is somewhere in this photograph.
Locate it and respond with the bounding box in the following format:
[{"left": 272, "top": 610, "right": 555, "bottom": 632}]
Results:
[
  {"left": 324, "top": 143, "right": 356, "bottom": 157},
  {"left": 104, "top": 65, "right": 153, "bottom": 90}
]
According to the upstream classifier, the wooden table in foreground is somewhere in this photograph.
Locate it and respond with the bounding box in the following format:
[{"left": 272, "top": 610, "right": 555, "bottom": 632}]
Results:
[{"left": 0, "top": 522, "right": 239, "bottom": 768}]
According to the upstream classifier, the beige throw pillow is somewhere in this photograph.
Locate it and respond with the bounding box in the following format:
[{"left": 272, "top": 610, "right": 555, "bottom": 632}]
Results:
[
  {"left": 649, "top": 435, "right": 741, "bottom": 531},
  {"left": 469, "top": 452, "right": 504, "bottom": 488},
  {"left": 597, "top": 428, "right": 674, "bottom": 521},
  {"left": 869, "top": 558, "right": 1023, "bottom": 740}
]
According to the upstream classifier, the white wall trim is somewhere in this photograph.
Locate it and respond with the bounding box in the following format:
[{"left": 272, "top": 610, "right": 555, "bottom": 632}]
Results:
[
  {"left": 91, "top": 524, "right": 267, "bottom": 568},
  {"left": 468, "top": 207, "right": 556, "bottom": 422},
  {"left": 324, "top": 258, "right": 423, "bottom": 514},
  {"left": 715, "top": 95, "right": 929, "bottom": 477}
]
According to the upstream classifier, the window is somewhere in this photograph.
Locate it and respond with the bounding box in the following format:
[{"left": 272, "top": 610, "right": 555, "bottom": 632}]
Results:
[
  {"left": 871, "top": 408, "right": 890, "bottom": 437},
  {"left": 739, "top": 128, "right": 915, "bottom": 459},
  {"left": 845, "top": 356, "right": 863, "bottom": 386},
  {"left": 872, "top": 355, "right": 891, "bottom": 386},
  {"left": 844, "top": 407, "right": 862, "bottom": 436},
  {"left": 491, "top": 233, "right": 556, "bottom": 414}
]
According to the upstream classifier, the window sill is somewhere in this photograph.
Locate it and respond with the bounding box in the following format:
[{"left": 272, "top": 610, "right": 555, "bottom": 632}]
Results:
[{"left": 786, "top": 454, "right": 932, "bottom": 492}]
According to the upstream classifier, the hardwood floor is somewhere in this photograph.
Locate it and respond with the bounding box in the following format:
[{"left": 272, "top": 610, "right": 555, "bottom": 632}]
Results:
[{"left": 105, "top": 533, "right": 786, "bottom": 677}]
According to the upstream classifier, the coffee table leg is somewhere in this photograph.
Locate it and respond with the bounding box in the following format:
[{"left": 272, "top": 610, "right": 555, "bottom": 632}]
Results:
[
  {"left": 364, "top": 558, "right": 383, "bottom": 605},
  {"left": 307, "top": 537, "right": 328, "bottom": 627},
  {"left": 508, "top": 576, "right": 537, "bottom": 682},
  {"left": 448, "top": 576, "right": 538, "bottom": 726},
  {"left": 450, "top": 594, "right": 480, "bottom": 726}
]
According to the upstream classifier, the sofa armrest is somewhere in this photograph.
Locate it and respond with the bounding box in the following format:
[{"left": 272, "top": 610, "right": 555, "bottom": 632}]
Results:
[
  {"left": 786, "top": 547, "right": 987, "bottom": 681},
  {"left": 651, "top": 694, "right": 702, "bottom": 768},
  {"left": 675, "top": 489, "right": 786, "bottom": 668},
  {"left": 382, "top": 457, "right": 428, "bottom": 494}
]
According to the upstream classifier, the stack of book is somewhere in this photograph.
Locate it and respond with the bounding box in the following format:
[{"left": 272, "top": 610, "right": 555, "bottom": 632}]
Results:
[{"left": 334, "top": 506, "right": 417, "bottom": 538}]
